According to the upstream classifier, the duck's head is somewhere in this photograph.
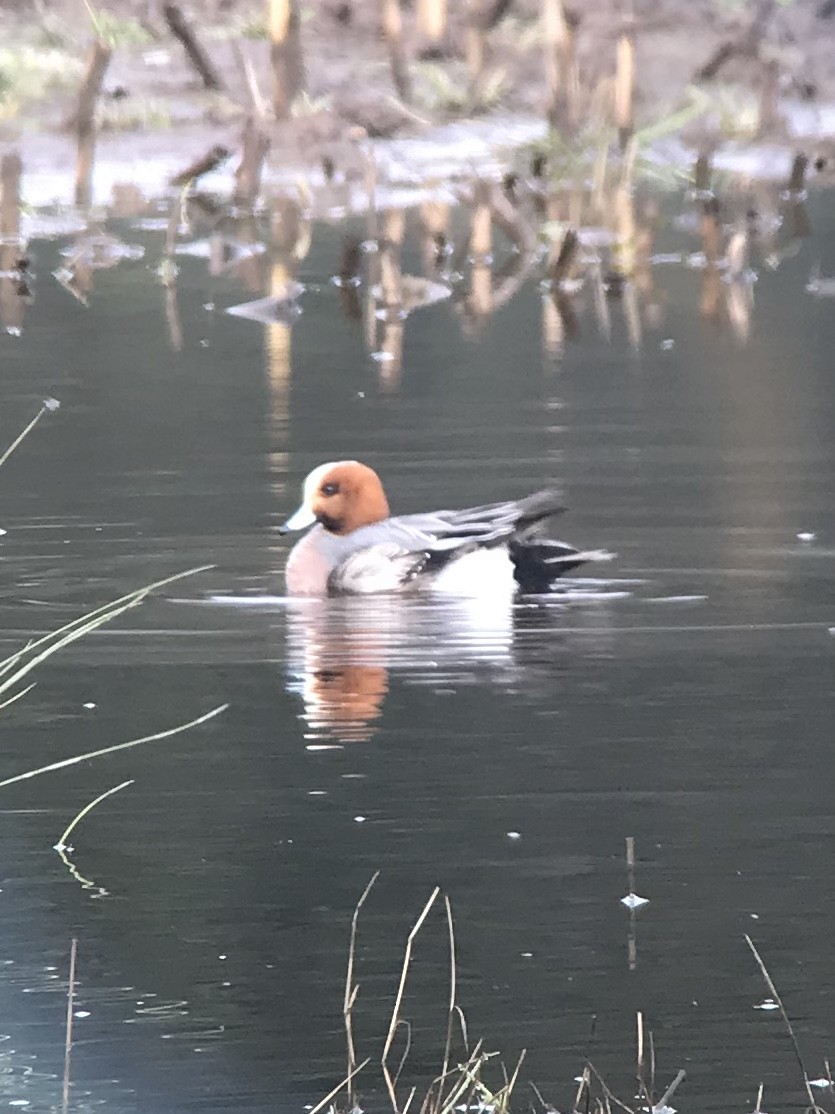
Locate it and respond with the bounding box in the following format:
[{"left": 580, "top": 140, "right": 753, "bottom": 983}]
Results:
[{"left": 280, "top": 460, "right": 390, "bottom": 536}]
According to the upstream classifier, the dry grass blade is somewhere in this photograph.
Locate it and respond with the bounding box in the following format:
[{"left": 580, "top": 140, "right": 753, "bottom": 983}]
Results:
[
  {"left": 0, "top": 565, "right": 213, "bottom": 703},
  {"left": 308, "top": 1058, "right": 371, "bottom": 1114},
  {"left": 0, "top": 704, "right": 228, "bottom": 790},
  {"left": 436, "top": 893, "right": 457, "bottom": 1114},
  {"left": 0, "top": 683, "right": 36, "bottom": 710},
  {"left": 438, "top": 1045, "right": 489, "bottom": 1114},
  {"left": 0, "top": 398, "right": 60, "bottom": 471},
  {"left": 744, "top": 934, "right": 824, "bottom": 1112},
  {"left": 54, "top": 779, "right": 134, "bottom": 852},
  {"left": 586, "top": 1061, "right": 635, "bottom": 1114},
  {"left": 382, "top": 886, "right": 441, "bottom": 1110},
  {"left": 62, "top": 937, "right": 77, "bottom": 1114},
  {"left": 344, "top": 870, "right": 380, "bottom": 1104}
]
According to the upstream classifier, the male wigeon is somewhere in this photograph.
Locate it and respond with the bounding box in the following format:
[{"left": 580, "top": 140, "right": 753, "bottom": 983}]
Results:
[{"left": 280, "top": 460, "right": 610, "bottom": 596}]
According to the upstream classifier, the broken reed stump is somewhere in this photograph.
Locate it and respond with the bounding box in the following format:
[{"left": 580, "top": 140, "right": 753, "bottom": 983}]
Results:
[
  {"left": 162, "top": 3, "right": 225, "bottom": 91},
  {"left": 694, "top": 0, "right": 776, "bottom": 82},
  {"left": 381, "top": 0, "right": 412, "bottom": 104},
  {"left": 416, "top": 0, "right": 448, "bottom": 57},
  {"left": 234, "top": 118, "right": 271, "bottom": 206},
  {"left": 169, "top": 144, "right": 232, "bottom": 187},
  {"left": 614, "top": 28, "right": 635, "bottom": 150},
  {"left": 466, "top": 0, "right": 487, "bottom": 103},
  {"left": 485, "top": 0, "right": 514, "bottom": 29},
  {"left": 72, "top": 39, "right": 112, "bottom": 209},
  {"left": 543, "top": 0, "right": 579, "bottom": 131},
  {"left": 757, "top": 57, "right": 780, "bottom": 136},
  {"left": 270, "top": 0, "right": 304, "bottom": 117}
]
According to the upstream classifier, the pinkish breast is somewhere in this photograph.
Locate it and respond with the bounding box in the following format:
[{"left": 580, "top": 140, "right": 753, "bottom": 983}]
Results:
[{"left": 285, "top": 531, "right": 333, "bottom": 595}]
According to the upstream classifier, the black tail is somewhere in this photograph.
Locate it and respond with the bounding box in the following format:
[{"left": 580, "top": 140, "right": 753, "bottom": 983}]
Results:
[{"left": 509, "top": 538, "right": 594, "bottom": 591}]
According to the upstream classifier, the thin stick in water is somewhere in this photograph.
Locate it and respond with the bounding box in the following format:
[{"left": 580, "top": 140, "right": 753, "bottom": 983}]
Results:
[
  {"left": 0, "top": 398, "right": 60, "bottom": 471},
  {"left": 656, "top": 1069, "right": 686, "bottom": 1110},
  {"left": 62, "top": 937, "right": 78, "bottom": 1114}
]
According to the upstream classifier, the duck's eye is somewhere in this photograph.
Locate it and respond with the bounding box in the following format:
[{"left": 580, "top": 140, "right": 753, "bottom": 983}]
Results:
[{"left": 321, "top": 482, "right": 340, "bottom": 496}]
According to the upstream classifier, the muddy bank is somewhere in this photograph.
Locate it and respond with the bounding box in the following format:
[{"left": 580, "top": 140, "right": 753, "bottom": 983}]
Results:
[{"left": 3, "top": 0, "right": 835, "bottom": 205}]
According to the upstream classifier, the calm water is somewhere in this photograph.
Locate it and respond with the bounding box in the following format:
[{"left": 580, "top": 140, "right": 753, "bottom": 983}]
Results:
[{"left": 1, "top": 176, "right": 834, "bottom": 1114}]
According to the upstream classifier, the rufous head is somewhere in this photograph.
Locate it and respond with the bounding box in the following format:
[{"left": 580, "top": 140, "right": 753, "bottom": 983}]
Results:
[{"left": 281, "top": 460, "right": 391, "bottom": 536}]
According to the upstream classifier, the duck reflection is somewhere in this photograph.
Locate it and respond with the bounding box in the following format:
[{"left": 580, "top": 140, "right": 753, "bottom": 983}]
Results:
[
  {"left": 284, "top": 593, "right": 517, "bottom": 745},
  {"left": 282, "top": 587, "right": 623, "bottom": 746}
]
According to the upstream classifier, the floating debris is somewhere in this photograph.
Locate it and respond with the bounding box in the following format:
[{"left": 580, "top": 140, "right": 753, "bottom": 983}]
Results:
[
  {"left": 371, "top": 274, "right": 452, "bottom": 314},
  {"left": 225, "top": 291, "right": 303, "bottom": 325},
  {"left": 796, "top": 531, "right": 816, "bottom": 542},
  {"left": 60, "top": 234, "right": 144, "bottom": 267},
  {"left": 660, "top": 338, "right": 675, "bottom": 350},
  {"left": 506, "top": 831, "right": 521, "bottom": 840},
  {"left": 806, "top": 264, "right": 835, "bottom": 298},
  {"left": 621, "top": 892, "right": 650, "bottom": 910}
]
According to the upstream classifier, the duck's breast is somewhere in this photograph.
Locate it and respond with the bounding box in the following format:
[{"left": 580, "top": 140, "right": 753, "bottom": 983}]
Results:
[{"left": 285, "top": 527, "right": 344, "bottom": 595}]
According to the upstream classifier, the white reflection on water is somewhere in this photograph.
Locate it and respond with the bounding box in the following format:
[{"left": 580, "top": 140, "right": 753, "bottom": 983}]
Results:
[{"left": 281, "top": 584, "right": 629, "bottom": 744}]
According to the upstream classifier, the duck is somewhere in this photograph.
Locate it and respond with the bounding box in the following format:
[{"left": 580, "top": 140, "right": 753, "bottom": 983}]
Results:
[{"left": 280, "top": 460, "right": 610, "bottom": 596}]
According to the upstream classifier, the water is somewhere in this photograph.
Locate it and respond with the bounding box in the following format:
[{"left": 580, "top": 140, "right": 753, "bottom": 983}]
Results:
[{"left": 1, "top": 179, "right": 834, "bottom": 1114}]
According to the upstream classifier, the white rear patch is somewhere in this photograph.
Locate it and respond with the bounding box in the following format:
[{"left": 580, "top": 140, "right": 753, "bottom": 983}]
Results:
[{"left": 428, "top": 548, "right": 516, "bottom": 596}]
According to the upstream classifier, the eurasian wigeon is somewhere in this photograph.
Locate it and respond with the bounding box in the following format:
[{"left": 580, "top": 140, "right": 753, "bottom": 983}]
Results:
[{"left": 280, "top": 460, "right": 610, "bottom": 596}]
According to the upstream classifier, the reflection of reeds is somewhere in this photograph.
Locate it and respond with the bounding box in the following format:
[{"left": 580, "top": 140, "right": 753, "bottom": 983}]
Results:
[
  {"left": 376, "top": 209, "right": 406, "bottom": 386},
  {"left": 0, "top": 154, "right": 26, "bottom": 334},
  {"left": 419, "top": 201, "right": 450, "bottom": 275},
  {"left": 467, "top": 181, "right": 492, "bottom": 325}
]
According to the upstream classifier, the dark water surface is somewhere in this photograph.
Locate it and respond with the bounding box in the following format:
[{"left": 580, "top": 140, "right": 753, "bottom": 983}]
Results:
[{"left": 1, "top": 181, "right": 834, "bottom": 1114}]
